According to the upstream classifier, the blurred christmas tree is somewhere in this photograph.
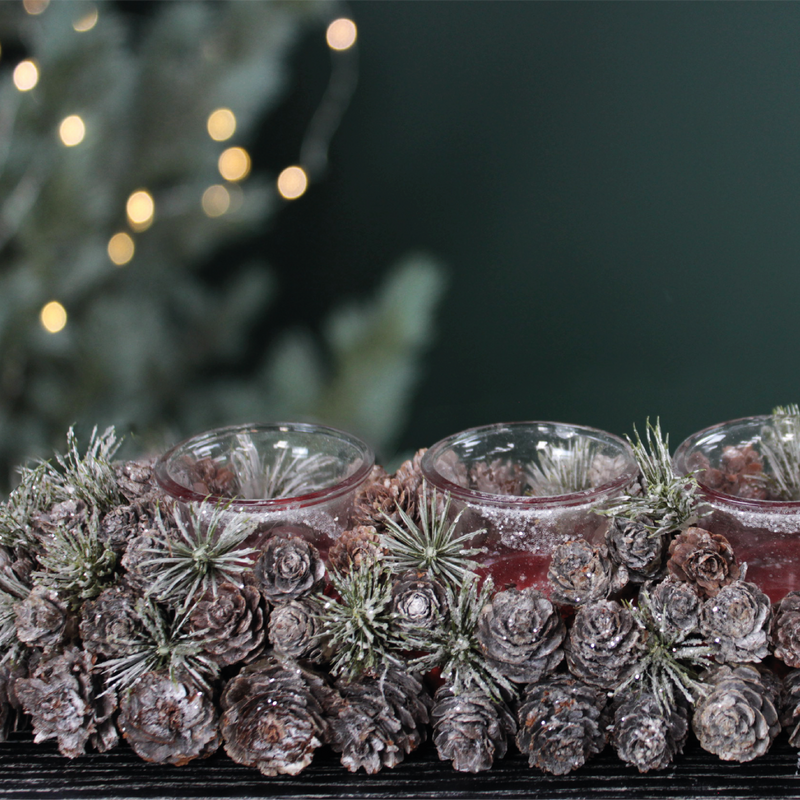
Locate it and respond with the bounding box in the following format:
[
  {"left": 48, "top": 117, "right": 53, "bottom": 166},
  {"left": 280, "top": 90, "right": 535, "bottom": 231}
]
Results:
[{"left": 0, "top": 0, "right": 444, "bottom": 484}]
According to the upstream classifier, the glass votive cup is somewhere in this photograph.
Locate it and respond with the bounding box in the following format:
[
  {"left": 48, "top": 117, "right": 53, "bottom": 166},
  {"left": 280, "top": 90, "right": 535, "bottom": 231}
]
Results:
[
  {"left": 420, "top": 421, "right": 638, "bottom": 594},
  {"left": 154, "top": 422, "right": 375, "bottom": 558},
  {"left": 673, "top": 415, "right": 800, "bottom": 602}
]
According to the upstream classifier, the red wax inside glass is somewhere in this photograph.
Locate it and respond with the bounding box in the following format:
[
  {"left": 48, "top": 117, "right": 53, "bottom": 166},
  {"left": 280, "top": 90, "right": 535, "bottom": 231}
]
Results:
[{"left": 474, "top": 551, "right": 552, "bottom": 595}]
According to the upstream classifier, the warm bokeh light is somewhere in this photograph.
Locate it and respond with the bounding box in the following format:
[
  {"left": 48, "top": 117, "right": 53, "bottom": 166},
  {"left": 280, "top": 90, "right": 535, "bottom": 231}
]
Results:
[
  {"left": 40, "top": 301, "right": 67, "bottom": 333},
  {"left": 73, "top": 6, "right": 98, "bottom": 32},
  {"left": 218, "top": 147, "right": 251, "bottom": 182},
  {"left": 207, "top": 108, "right": 236, "bottom": 142},
  {"left": 226, "top": 182, "right": 244, "bottom": 213},
  {"left": 58, "top": 115, "right": 85, "bottom": 147},
  {"left": 326, "top": 18, "right": 357, "bottom": 50},
  {"left": 201, "top": 184, "right": 231, "bottom": 217},
  {"left": 13, "top": 60, "right": 38, "bottom": 92},
  {"left": 23, "top": 0, "right": 49, "bottom": 15},
  {"left": 277, "top": 166, "right": 308, "bottom": 200},
  {"left": 126, "top": 190, "right": 155, "bottom": 230},
  {"left": 107, "top": 232, "right": 135, "bottom": 265}
]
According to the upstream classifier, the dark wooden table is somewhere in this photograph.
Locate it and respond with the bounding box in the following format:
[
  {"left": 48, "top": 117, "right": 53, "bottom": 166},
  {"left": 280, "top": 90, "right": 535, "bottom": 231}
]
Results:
[{"left": 1, "top": 732, "right": 799, "bottom": 800}]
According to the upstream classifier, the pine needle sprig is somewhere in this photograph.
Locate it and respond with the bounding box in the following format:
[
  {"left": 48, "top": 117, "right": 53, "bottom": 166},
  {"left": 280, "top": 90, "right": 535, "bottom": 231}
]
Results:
[
  {"left": 318, "top": 561, "right": 404, "bottom": 681},
  {"left": 101, "top": 597, "right": 219, "bottom": 694},
  {"left": 404, "top": 575, "right": 515, "bottom": 702},
  {"left": 760, "top": 404, "right": 800, "bottom": 501},
  {"left": 380, "top": 485, "right": 485, "bottom": 587},
  {"left": 32, "top": 513, "right": 116, "bottom": 606},
  {"left": 0, "top": 587, "right": 24, "bottom": 666},
  {"left": 524, "top": 437, "right": 597, "bottom": 497},
  {"left": 0, "top": 463, "right": 55, "bottom": 550},
  {"left": 601, "top": 418, "right": 702, "bottom": 536},
  {"left": 137, "top": 502, "right": 258, "bottom": 611}
]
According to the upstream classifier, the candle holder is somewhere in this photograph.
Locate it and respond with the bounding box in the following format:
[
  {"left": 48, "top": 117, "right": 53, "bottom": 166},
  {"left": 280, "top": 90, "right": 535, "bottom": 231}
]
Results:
[
  {"left": 673, "top": 415, "right": 800, "bottom": 602},
  {"left": 420, "top": 422, "right": 638, "bottom": 593},
  {"left": 154, "top": 422, "right": 375, "bottom": 558}
]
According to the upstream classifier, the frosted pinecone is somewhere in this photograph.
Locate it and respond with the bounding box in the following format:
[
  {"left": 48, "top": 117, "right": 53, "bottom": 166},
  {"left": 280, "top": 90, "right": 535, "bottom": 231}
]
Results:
[
  {"left": 16, "top": 646, "right": 117, "bottom": 758},
  {"left": 16, "top": 585, "right": 77, "bottom": 653},
  {"left": 699, "top": 580, "right": 771, "bottom": 664},
  {"left": 772, "top": 591, "right": 800, "bottom": 667},
  {"left": 114, "top": 459, "right": 156, "bottom": 502},
  {"left": 565, "top": 600, "right": 647, "bottom": 689},
  {"left": 328, "top": 525, "right": 385, "bottom": 575},
  {"left": 667, "top": 527, "right": 740, "bottom": 598},
  {"left": 268, "top": 597, "right": 329, "bottom": 661},
  {"left": 188, "top": 581, "right": 267, "bottom": 667},
  {"left": 121, "top": 529, "right": 167, "bottom": 595},
  {"left": 516, "top": 674, "right": 610, "bottom": 775},
  {"left": 390, "top": 570, "right": 448, "bottom": 637},
  {"left": 548, "top": 539, "right": 627, "bottom": 606},
  {"left": 254, "top": 533, "right": 325, "bottom": 601},
  {"left": 646, "top": 577, "right": 702, "bottom": 637},
  {"left": 353, "top": 452, "right": 424, "bottom": 528},
  {"left": 118, "top": 671, "right": 220, "bottom": 765},
  {"left": 329, "top": 667, "right": 431, "bottom": 774},
  {"left": 220, "top": 654, "right": 332, "bottom": 776},
  {"left": 605, "top": 516, "right": 666, "bottom": 584},
  {"left": 475, "top": 587, "right": 564, "bottom": 684},
  {"left": 468, "top": 459, "right": 524, "bottom": 495},
  {"left": 432, "top": 684, "right": 515, "bottom": 773},
  {"left": 780, "top": 669, "right": 800, "bottom": 747},
  {"left": 98, "top": 503, "right": 150, "bottom": 557},
  {"left": 612, "top": 692, "right": 689, "bottom": 772},
  {"left": 80, "top": 583, "right": 143, "bottom": 658},
  {"left": 693, "top": 664, "right": 780, "bottom": 762}
]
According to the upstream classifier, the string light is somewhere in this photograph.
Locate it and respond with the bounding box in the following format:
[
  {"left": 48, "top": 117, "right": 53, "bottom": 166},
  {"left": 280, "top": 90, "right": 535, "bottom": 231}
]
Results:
[
  {"left": 13, "top": 60, "right": 38, "bottom": 92},
  {"left": 126, "top": 190, "right": 154, "bottom": 231},
  {"left": 107, "top": 232, "right": 134, "bottom": 266},
  {"left": 201, "top": 185, "right": 230, "bottom": 217},
  {"left": 40, "top": 301, "right": 67, "bottom": 334},
  {"left": 207, "top": 108, "right": 236, "bottom": 142},
  {"left": 277, "top": 166, "right": 308, "bottom": 200},
  {"left": 73, "top": 6, "right": 98, "bottom": 32},
  {"left": 58, "top": 115, "right": 85, "bottom": 147},
  {"left": 23, "top": 0, "right": 49, "bottom": 15},
  {"left": 218, "top": 147, "right": 251, "bottom": 182},
  {"left": 326, "top": 18, "right": 357, "bottom": 51}
]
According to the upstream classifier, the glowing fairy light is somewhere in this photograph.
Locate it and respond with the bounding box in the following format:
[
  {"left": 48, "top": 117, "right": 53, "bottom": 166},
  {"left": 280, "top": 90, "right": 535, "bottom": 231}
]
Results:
[
  {"left": 201, "top": 185, "right": 231, "bottom": 217},
  {"left": 73, "top": 6, "right": 98, "bottom": 32},
  {"left": 218, "top": 147, "right": 251, "bottom": 182},
  {"left": 58, "top": 115, "right": 85, "bottom": 147},
  {"left": 207, "top": 109, "right": 236, "bottom": 142},
  {"left": 23, "top": 0, "right": 49, "bottom": 15},
  {"left": 126, "top": 190, "right": 155, "bottom": 231},
  {"left": 326, "top": 18, "right": 357, "bottom": 51},
  {"left": 107, "top": 232, "right": 135, "bottom": 266},
  {"left": 277, "top": 166, "right": 308, "bottom": 200},
  {"left": 13, "top": 60, "right": 39, "bottom": 92},
  {"left": 40, "top": 301, "right": 67, "bottom": 333}
]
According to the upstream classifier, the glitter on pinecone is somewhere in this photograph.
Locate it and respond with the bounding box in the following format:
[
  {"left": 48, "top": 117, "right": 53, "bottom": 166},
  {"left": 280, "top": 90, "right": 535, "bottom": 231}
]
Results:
[
  {"left": 516, "top": 674, "right": 610, "bottom": 775},
  {"left": 612, "top": 692, "right": 689, "bottom": 772},
  {"left": 548, "top": 539, "right": 627, "bottom": 607},
  {"left": 771, "top": 591, "right": 800, "bottom": 667},
  {"left": 667, "top": 527, "right": 740, "bottom": 598},
  {"left": 645, "top": 577, "right": 702, "bottom": 637},
  {"left": 565, "top": 600, "right": 647, "bottom": 690},
  {"left": 254, "top": 532, "right": 325, "bottom": 602},
  {"left": 99, "top": 503, "right": 150, "bottom": 557},
  {"left": 80, "top": 583, "right": 143, "bottom": 658},
  {"left": 16, "top": 646, "right": 117, "bottom": 758},
  {"left": 693, "top": 664, "right": 780, "bottom": 762},
  {"left": 327, "top": 525, "right": 385, "bottom": 575},
  {"left": 118, "top": 670, "right": 220, "bottom": 765},
  {"left": 268, "top": 597, "right": 328, "bottom": 661},
  {"left": 220, "top": 654, "right": 332, "bottom": 776},
  {"left": 475, "top": 587, "right": 564, "bottom": 684},
  {"left": 605, "top": 516, "right": 666, "bottom": 584},
  {"left": 699, "top": 580, "right": 772, "bottom": 664},
  {"left": 431, "top": 684, "right": 515, "bottom": 773},
  {"left": 15, "top": 585, "right": 76, "bottom": 652},
  {"left": 390, "top": 570, "right": 448, "bottom": 637},
  {"left": 114, "top": 459, "right": 157, "bottom": 503},
  {"left": 780, "top": 669, "right": 800, "bottom": 747},
  {"left": 329, "top": 667, "right": 432, "bottom": 774}
]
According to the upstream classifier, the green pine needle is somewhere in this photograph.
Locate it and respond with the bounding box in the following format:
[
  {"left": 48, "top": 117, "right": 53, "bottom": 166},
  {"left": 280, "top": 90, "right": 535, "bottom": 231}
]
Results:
[
  {"left": 524, "top": 437, "right": 597, "bottom": 497},
  {"left": 760, "top": 405, "right": 800, "bottom": 501},
  {"left": 0, "top": 463, "right": 55, "bottom": 550}
]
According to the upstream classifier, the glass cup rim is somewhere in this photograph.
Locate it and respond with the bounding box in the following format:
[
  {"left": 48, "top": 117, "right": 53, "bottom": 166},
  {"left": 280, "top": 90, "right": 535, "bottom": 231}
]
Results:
[
  {"left": 672, "top": 414, "right": 800, "bottom": 510},
  {"left": 154, "top": 421, "right": 375, "bottom": 509},
  {"left": 420, "top": 420, "right": 639, "bottom": 509}
]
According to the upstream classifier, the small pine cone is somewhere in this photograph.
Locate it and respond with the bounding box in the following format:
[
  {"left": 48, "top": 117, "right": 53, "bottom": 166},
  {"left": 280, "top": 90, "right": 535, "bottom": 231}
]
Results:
[
  {"left": 612, "top": 693, "right": 689, "bottom": 773},
  {"left": 771, "top": 591, "right": 800, "bottom": 667},
  {"left": 80, "top": 583, "right": 143, "bottom": 658},
  {"left": 268, "top": 597, "right": 328, "bottom": 661},
  {"left": 548, "top": 539, "right": 627, "bottom": 606},
  {"left": 99, "top": 503, "right": 148, "bottom": 557},
  {"left": 667, "top": 527, "right": 740, "bottom": 598},
  {"left": 468, "top": 459, "right": 524, "bottom": 496},
  {"left": 119, "top": 671, "right": 220, "bottom": 765},
  {"left": 353, "top": 461, "right": 420, "bottom": 528},
  {"left": 565, "top": 600, "right": 647, "bottom": 690},
  {"left": 16, "top": 646, "right": 117, "bottom": 758},
  {"left": 431, "top": 684, "right": 515, "bottom": 773},
  {"left": 780, "top": 669, "right": 800, "bottom": 747},
  {"left": 390, "top": 571, "right": 448, "bottom": 637},
  {"left": 516, "top": 674, "right": 610, "bottom": 775},
  {"left": 329, "top": 668, "right": 432, "bottom": 774},
  {"left": 699, "top": 580, "right": 771, "bottom": 664},
  {"left": 476, "top": 587, "right": 564, "bottom": 683},
  {"left": 221, "top": 655, "right": 332, "bottom": 776},
  {"left": 254, "top": 533, "right": 325, "bottom": 602},
  {"left": 114, "top": 459, "right": 156, "bottom": 502},
  {"left": 328, "top": 526, "right": 385, "bottom": 575},
  {"left": 693, "top": 664, "right": 780, "bottom": 762},
  {"left": 121, "top": 530, "right": 165, "bottom": 595},
  {"left": 645, "top": 577, "right": 702, "bottom": 637},
  {"left": 185, "top": 456, "right": 238, "bottom": 497},
  {"left": 16, "top": 586, "right": 77, "bottom": 653},
  {"left": 605, "top": 517, "right": 666, "bottom": 584},
  {"left": 188, "top": 581, "right": 267, "bottom": 667}
]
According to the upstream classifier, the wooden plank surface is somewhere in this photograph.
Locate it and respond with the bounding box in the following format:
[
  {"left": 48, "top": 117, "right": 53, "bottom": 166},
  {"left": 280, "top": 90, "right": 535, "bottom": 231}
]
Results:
[{"left": 0, "top": 732, "right": 799, "bottom": 800}]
